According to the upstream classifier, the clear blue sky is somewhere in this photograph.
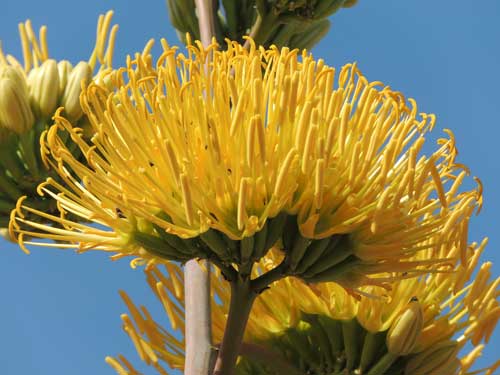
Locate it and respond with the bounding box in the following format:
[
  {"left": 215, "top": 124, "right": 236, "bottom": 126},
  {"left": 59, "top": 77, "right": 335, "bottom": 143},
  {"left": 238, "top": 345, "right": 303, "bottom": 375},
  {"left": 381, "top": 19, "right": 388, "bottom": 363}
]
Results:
[{"left": 1, "top": 1, "right": 500, "bottom": 374}]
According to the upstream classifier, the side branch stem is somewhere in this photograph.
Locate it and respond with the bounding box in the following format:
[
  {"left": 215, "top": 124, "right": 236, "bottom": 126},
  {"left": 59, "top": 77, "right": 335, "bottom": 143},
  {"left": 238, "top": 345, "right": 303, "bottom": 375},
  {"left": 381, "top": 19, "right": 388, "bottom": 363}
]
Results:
[
  {"left": 196, "top": 0, "right": 217, "bottom": 47},
  {"left": 251, "top": 260, "right": 288, "bottom": 292},
  {"left": 213, "top": 278, "right": 257, "bottom": 375}
]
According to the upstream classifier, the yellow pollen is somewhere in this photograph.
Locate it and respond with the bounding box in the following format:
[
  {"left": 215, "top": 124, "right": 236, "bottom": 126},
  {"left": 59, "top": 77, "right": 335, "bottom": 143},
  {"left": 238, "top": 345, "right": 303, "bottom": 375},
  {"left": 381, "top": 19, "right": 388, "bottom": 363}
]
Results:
[
  {"left": 314, "top": 159, "right": 326, "bottom": 209},
  {"left": 430, "top": 162, "right": 448, "bottom": 209},
  {"left": 246, "top": 117, "right": 256, "bottom": 169},
  {"left": 179, "top": 173, "right": 194, "bottom": 226},
  {"left": 302, "top": 124, "right": 318, "bottom": 174},
  {"left": 165, "top": 140, "right": 180, "bottom": 186},
  {"left": 295, "top": 101, "right": 313, "bottom": 150},
  {"left": 274, "top": 148, "right": 297, "bottom": 198},
  {"left": 229, "top": 87, "right": 248, "bottom": 136},
  {"left": 156, "top": 282, "right": 180, "bottom": 331},
  {"left": 238, "top": 178, "right": 251, "bottom": 231},
  {"left": 254, "top": 114, "right": 266, "bottom": 165}
]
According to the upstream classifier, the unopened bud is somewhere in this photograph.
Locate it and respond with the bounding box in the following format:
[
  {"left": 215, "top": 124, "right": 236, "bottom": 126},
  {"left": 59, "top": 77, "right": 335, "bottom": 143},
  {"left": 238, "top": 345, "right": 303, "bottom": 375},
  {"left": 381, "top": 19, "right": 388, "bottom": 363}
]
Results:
[
  {"left": 342, "top": 0, "right": 358, "bottom": 8},
  {"left": 405, "top": 340, "right": 459, "bottom": 375},
  {"left": 0, "top": 228, "right": 15, "bottom": 242},
  {"left": 386, "top": 298, "right": 423, "bottom": 355},
  {"left": 94, "top": 70, "right": 115, "bottom": 92},
  {"left": 0, "top": 65, "right": 28, "bottom": 93},
  {"left": 57, "top": 60, "right": 73, "bottom": 97},
  {"left": 0, "top": 67, "right": 34, "bottom": 133},
  {"left": 61, "top": 61, "right": 91, "bottom": 121},
  {"left": 28, "top": 59, "right": 60, "bottom": 118}
]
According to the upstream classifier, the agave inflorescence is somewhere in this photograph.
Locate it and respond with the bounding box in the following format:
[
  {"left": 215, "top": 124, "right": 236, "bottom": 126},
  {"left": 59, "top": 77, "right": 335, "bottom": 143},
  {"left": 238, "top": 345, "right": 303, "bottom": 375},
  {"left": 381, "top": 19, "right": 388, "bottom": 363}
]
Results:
[
  {"left": 10, "top": 38, "right": 481, "bottom": 293},
  {"left": 0, "top": 11, "right": 117, "bottom": 233},
  {"left": 8, "top": 36, "right": 487, "bottom": 373},
  {"left": 107, "top": 238, "right": 500, "bottom": 375}
]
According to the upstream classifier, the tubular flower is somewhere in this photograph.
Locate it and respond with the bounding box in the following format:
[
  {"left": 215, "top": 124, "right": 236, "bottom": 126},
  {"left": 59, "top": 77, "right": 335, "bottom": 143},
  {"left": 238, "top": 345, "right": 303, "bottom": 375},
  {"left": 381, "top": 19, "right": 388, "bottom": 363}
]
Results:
[
  {"left": 108, "top": 239, "right": 500, "bottom": 375},
  {"left": 0, "top": 11, "right": 117, "bottom": 231},
  {"left": 10, "top": 38, "right": 481, "bottom": 289}
]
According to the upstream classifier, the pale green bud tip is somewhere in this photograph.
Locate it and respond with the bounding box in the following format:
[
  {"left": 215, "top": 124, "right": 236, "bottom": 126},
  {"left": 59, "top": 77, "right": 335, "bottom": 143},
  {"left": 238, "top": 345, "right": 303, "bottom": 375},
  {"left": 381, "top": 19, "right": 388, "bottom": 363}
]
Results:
[
  {"left": 28, "top": 59, "right": 60, "bottom": 118},
  {"left": 386, "top": 297, "right": 423, "bottom": 355},
  {"left": 343, "top": 0, "right": 358, "bottom": 7},
  {"left": 61, "top": 61, "right": 92, "bottom": 121},
  {"left": 404, "top": 341, "right": 459, "bottom": 375},
  {"left": 57, "top": 60, "right": 73, "bottom": 97},
  {"left": 0, "top": 66, "right": 34, "bottom": 134},
  {"left": 0, "top": 65, "right": 29, "bottom": 92},
  {"left": 0, "top": 228, "right": 15, "bottom": 242}
]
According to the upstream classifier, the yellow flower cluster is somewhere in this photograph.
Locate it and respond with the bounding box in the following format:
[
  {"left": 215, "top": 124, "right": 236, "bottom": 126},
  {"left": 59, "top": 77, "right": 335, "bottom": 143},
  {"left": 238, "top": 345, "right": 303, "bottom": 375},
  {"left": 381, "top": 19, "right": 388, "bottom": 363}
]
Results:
[
  {"left": 0, "top": 11, "right": 116, "bottom": 132},
  {"left": 0, "top": 11, "right": 117, "bottom": 230},
  {"left": 107, "top": 239, "right": 500, "bottom": 374},
  {"left": 10, "top": 39, "right": 481, "bottom": 291}
]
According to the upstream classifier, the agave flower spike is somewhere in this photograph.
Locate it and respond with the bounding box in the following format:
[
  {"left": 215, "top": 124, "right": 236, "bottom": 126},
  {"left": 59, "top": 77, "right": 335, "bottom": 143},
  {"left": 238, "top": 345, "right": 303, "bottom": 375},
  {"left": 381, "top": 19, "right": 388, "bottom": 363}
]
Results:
[{"left": 9, "top": 37, "right": 483, "bottom": 372}]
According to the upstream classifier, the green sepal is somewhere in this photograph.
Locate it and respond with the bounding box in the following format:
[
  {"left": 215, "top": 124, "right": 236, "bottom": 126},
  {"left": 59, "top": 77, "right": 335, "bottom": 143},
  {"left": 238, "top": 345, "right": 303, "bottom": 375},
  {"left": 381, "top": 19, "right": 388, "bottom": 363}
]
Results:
[
  {"left": 166, "top": 0, "right": 199, "bottom": 40},
  {"left": 18, "top": 126, "right": 39, "bottom": 179},
  {"left": 359, "top": 331, "right": 387, "bottom": 372},
  {"left": 342, "top": 319, "right": 363, "bottom": 371},
  {"left": 269, "top": 23, "right": 297, "bottom": 48},
  {"left": 366, "top": 352, "right": 398, "bottom": 375},
  {"left": 151, "top": 223, "right": 195, "bottom": 257},
  {"left": 301, "top": 235, "right": 352, "bottom": 277},
  {"left": 251, "top": 222, "right": 268, "bottom": 261},
  {"left": 200, "top": 229, "right": 232, "bottom": 261},
  {"left": 282, "top": 214, "right": 298, "bottom": 251},
  {"left": 289, "top": 19, "right": 331, "bottom": 50},
  {"left": 222, "top": 0, "right": 239, "bottom": 38},
  {"left": 288, "top": 235, "right": 312, "bottom": 270},
  {"left": 314, "top": 0, "right": 347, "bottom": 18},
  {"left": 0, "top": 139, "right": 25, "bottom": 181},
  {"left": 133, "top": 231, "right": 186, "bottom": 261},
  {"left": 302, "top": 256, "right": 360, "bottom": 283},
  {"left": 303, "top": 314, "right": 335, "bottom": 371},
  {"left": 283, "top": 325, "right": 318, "bottom": 366},
  {"left": 318, "top": 315, "right": 344, "bottom": 356},
  {"left": 240, "top": 235, "right": 255, "bottom": 264},
  {"left": 264, "top": 212, "right": 287, "bottom": 251},
  {"left": 294, "top": 236, "right": 332, "bottom": 274}
]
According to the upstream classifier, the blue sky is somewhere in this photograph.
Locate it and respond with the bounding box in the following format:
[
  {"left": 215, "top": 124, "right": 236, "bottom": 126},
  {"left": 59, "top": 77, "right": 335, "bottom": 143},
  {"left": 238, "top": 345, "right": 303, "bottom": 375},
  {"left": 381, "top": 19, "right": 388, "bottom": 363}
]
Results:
[{"left": 1, "top": 1, "right": 500, "bottom": 374}]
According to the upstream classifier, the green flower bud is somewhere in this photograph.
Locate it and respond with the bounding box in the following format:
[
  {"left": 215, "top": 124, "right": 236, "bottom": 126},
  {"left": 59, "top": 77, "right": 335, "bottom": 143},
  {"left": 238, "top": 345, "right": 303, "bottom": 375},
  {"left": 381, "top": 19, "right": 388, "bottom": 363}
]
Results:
[
  {"left": 0, "top": 228, "right": 15, "bottom": 242},
  {"left": 0, "top": 65, "right": 29, "bottom": 93},
  {"left": 57, "top": 60, "right": 73, "bottom": 98},
  {"left": 28, "top": 59, "right": 60, "bottom": 118},
  {"left": 0, "top": 66, "right": 34, "bottom": 133},
  {"left": 404, "top": 340, "right": 459, "bottom": 375},
  {"left": 61, "top": 61, "right": 91, "bottom": 121},
  {"left": 343, "top": 0, "right": 359, "bottom": 8},
  {"left": 386, "top": 298, "right": 423, "bottom": 355}
]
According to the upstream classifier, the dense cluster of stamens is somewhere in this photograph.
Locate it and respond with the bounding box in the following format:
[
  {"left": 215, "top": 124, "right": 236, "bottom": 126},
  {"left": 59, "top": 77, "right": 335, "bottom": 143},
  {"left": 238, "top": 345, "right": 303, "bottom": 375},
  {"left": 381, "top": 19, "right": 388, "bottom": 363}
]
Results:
[
  {"left": 10, "top": 38, "right": 480, "bottom": 281},
  {"left": 106, "top": 240, "right": 500, "bottom": 374}
]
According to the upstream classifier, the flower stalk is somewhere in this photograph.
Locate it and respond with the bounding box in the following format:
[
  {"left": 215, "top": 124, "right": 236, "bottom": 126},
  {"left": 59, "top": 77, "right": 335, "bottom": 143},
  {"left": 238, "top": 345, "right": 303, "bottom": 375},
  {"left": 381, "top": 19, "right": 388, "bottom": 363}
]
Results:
[
  {"left": 213, "top": 277, "right": 257, "bottom": 375},
  {"left": 184, "top": 1, "right": 217, "bottom": 374}
]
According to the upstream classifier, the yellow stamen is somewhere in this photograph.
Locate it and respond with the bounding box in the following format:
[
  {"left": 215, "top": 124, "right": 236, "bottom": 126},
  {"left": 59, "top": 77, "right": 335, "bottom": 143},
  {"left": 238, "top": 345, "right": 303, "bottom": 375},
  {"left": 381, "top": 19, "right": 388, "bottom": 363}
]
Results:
[{"left": 238, "top": 178, "right": 250, "bottom": 230}]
